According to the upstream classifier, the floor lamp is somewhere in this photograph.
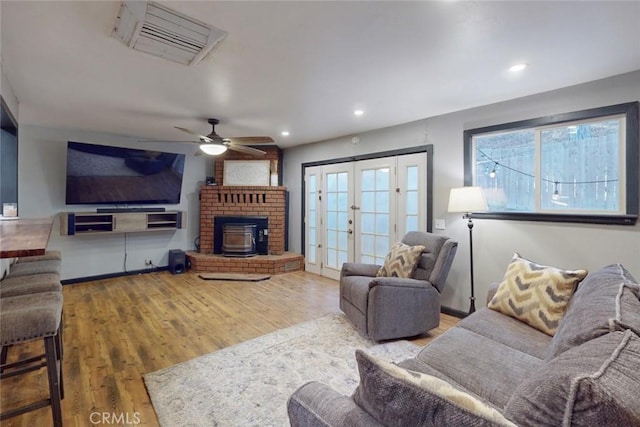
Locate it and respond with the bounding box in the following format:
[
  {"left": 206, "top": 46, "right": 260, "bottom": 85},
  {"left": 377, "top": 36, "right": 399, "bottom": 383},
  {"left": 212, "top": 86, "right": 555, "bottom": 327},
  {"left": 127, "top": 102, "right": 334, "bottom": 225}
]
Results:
[{"left": 448, "top": 186, "right": 488, "bottom": 314}]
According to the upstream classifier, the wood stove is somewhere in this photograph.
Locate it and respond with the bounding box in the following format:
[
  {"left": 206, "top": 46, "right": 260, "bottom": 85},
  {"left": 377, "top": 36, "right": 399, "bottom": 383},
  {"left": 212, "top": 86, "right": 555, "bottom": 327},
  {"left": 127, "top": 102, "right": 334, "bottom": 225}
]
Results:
[
  {"left": 222, "top": 224, "right": 257, "bottom": 257},
  {"left": 214, "top": 216, "right": 269, "bottom": 255}
]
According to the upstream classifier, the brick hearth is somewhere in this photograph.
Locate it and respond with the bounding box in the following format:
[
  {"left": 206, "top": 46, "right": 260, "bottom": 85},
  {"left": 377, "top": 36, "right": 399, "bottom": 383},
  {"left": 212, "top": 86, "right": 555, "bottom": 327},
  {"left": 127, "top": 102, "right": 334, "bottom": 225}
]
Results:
[{"left": 187, "top": 251, "right": 304, "bottom": 275}]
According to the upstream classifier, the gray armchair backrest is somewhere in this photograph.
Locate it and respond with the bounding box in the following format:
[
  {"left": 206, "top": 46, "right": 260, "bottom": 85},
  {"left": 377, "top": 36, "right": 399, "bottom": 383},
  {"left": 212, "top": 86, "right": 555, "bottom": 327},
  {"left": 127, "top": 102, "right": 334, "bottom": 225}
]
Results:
[{"left": 401, "top": 231, "right": 458, "bottom": 292}]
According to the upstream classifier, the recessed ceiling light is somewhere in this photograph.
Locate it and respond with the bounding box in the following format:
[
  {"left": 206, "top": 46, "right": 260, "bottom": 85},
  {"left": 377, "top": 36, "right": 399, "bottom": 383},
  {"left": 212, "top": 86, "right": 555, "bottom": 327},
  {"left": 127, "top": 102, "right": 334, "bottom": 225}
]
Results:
[
  {"left": 281, "top": 131, "right": 290, "bottom": 136},
  {"left": 509, "top": 63, "right": 528, "bottom": 72},
  {"left": 354, "top": 110, "right": 364, "bottom": 116}
]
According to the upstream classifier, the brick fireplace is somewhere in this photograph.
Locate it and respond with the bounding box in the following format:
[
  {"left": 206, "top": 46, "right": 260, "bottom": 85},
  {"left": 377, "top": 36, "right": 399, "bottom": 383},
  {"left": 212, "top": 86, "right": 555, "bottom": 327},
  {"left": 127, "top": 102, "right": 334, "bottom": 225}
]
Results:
[
  {"left": 199, "top": 186, "right": 287, "bottom": 255},
  {"left": 186, "top": 147, "right": 303, "bottom": 274}
]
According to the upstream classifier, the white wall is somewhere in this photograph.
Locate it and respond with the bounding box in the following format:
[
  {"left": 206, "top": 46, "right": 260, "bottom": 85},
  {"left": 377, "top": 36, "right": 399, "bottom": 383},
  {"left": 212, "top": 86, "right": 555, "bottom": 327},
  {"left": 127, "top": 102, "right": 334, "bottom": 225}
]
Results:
[
  {"left": 283, "top": 71, "right": 640, "bottom": 312},
  {"left": 17, "top": 125, "right": 210, "bottom": 280}
]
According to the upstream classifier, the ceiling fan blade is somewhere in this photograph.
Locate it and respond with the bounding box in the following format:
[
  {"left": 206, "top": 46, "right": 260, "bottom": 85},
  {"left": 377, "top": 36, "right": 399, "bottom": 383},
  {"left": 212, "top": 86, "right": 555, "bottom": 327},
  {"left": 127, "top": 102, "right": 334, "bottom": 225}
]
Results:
[
  {"left": 138, "top": 139, "right": 199, "bottom": 144},
  {"left": 174, "top": 126, "right": 213, "bottom": 142},
  {"left": 228, "top": 144, "right": 266, "bottom": 156},
  {"left": 225, "top": 136, "right": 274, "bottom": 145}
]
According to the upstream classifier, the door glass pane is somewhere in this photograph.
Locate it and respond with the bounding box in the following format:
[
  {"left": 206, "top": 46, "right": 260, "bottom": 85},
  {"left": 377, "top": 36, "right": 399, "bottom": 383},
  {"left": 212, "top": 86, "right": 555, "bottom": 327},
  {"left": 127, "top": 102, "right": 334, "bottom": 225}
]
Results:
[
  {"left": 327, "top": 174, "right": 337, "bottom": 192},
  {"left": 307, "top": 175, "right": 317, "bottom": 262},
  {"left": 376, "top": 191, "right": 389, "bottom": 213},
  {"left": 326, "top": 192, "right": 337, "bottom": 211},
  {"left": 361, "top": 170, "right": 375, "bottom": 191},
  {"left": 407, "top": 166, "right": 418, "bottom": 190},
  {"left": 361, "top": 234, "right": 374, "bottom": 254},
  {"left": 338, "top": 250, "right": 348, "bottom": 266},
  {"left": 326, "top": 211, "right": 337, "bottom": 229},
  {"left": 325, "top": 171, "right": 350, "bottom": 270},
  {"left": 361, "top": 213, "right": 375, "bottom": 233},
  {"left": 376, "top": 168, "right": 390, "bottom": 190},
  {"left": 327, "top": 249, "right": 337, "bottom": 267},
  {"left": 338, "top": 232, "right": 348, "bottom": 250},
  {"left": 361, "top": 191, "right": 374, "bottom": 211},
  {"left": 406, "top": 190, "right": 418, "bottom": 214},
  {"left": 375, "top": 213, "right": 389, "bottom": 234},
  {"left": 361, "top": 255, "right": 375, "bottom": 264},
  {"left": 359, "top": 165, "right": 391, "bottom": 263},
  {"left": 375, "top": 236, "right": 389, "bottom": 259},
  {"left": 406, "top": 215, "right": 418, "bottom": 232},
  {"left": 337, "top": 172, "right": 349, "bottom": 191},
  {"left": 338, "top": 212, "right": 348, "bottom": 231},
  {"left": 327, "top": 230, "right": 337, "bottom": 248}
]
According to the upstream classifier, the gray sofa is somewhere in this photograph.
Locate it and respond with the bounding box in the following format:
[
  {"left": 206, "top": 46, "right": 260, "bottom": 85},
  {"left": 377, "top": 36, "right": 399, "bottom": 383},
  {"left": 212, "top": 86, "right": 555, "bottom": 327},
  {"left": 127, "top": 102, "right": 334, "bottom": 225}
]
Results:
[{"left": 288, "top": 264, "right": 640, "bottom": 426}]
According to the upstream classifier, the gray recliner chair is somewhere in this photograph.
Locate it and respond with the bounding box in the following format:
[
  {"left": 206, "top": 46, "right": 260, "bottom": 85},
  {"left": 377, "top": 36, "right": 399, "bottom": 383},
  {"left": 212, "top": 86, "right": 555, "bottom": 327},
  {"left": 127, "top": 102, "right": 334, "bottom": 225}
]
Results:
[{"left": 340, "top": 231, "right": 458, "bottom": 341}]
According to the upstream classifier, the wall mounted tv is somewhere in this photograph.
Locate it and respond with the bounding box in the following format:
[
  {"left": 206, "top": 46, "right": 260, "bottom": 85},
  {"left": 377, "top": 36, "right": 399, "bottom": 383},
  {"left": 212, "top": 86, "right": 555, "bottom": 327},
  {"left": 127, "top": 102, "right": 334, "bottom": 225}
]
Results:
[{"left": 65, "top": 141, "right": 186, "bottom": 206}]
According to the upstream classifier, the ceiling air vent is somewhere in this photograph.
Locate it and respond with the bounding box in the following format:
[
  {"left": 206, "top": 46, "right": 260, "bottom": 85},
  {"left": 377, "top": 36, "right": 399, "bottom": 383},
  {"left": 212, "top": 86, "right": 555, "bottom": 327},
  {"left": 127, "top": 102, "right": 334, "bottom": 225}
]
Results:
[{"left": 112, "top": 1, "right": 227, "bottom": 66}]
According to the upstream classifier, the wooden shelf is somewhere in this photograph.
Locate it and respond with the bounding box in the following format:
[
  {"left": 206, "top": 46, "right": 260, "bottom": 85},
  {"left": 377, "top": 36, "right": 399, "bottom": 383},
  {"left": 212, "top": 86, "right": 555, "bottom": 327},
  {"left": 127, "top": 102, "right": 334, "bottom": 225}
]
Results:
[{"left": 60, "top": 211, "right": 185, "bottom": 236}]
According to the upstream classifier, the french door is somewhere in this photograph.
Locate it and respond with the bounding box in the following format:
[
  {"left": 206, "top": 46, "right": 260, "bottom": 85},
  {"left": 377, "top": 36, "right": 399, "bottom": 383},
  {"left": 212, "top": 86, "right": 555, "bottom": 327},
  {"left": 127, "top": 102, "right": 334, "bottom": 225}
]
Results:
[{"left": 304, "top": 152, "right": 427, "bottom": 279}]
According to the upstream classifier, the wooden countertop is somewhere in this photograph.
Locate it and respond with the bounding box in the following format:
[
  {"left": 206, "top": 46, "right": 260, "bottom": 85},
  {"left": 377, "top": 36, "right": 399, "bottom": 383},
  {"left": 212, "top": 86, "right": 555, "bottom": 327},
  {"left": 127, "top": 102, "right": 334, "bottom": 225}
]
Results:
[{"left": 0, "top": 217, "right": 54, "bottom": 258}]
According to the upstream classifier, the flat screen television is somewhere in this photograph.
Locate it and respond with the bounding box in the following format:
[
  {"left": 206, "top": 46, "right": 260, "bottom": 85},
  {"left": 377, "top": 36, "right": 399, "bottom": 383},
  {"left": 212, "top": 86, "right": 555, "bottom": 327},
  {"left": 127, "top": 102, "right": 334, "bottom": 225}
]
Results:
[{"left": 65, "top": 141, "right": 186, "bottom": 205}]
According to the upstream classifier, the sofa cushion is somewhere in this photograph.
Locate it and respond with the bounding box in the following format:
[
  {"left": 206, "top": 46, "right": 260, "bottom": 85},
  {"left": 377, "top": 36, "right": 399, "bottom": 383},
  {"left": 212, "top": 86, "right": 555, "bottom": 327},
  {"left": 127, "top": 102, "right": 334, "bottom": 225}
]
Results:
[
  {"left": 409, "top": 327, "right": 543, "bottom": 408},
  {"left": 376, "top": 242, "right": 425, "bottom": 278},
  {"left": 457, "top": 308, "right": 551, "bottom": 359},
  {"left": 505, "top": 330, "right": 640, "bottom": 427},
  {"left": 545, "top": 264, "right": 640, "bottom": 360},
  {"left": 488, "top": 253, "right": 587, "bottom": 336},
  {"left": 352, "top": 350, "right": 516, "bottom": 427}
]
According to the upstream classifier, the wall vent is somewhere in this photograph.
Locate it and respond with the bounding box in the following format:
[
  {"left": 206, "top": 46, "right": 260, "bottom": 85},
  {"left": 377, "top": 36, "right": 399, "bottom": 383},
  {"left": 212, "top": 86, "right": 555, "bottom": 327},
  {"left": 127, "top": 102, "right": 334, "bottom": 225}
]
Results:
[{"left": 112, "top": 1, "right": 227, "bottom": 66}]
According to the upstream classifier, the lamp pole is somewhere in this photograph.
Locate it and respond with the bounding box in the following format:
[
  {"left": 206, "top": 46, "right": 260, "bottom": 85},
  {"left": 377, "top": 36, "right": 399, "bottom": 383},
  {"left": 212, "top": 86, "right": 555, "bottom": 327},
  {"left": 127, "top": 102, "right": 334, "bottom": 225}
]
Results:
[{"left": 465, "top": 213, "right": 476, "bottom": 314}]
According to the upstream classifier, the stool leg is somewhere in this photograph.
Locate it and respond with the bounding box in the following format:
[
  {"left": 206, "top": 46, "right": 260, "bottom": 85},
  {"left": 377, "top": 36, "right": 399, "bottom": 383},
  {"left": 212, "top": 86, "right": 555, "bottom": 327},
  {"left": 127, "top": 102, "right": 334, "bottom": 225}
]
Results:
[
  {"left": 0, "top": 345, "right": 8, "bottom": 365},
  {"left": 44, "top": 335, "right": 63, "bottom": 427},
  {"left": 55, "top": 328, "right": 64, "bottom": 400}
]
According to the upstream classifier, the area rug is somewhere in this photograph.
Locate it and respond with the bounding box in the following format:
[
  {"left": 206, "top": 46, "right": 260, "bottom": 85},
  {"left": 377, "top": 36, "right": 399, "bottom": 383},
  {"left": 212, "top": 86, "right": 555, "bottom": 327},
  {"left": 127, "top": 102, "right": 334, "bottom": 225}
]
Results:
[{"left": 144, "top": 313, "right": 420, "bottom": 426}]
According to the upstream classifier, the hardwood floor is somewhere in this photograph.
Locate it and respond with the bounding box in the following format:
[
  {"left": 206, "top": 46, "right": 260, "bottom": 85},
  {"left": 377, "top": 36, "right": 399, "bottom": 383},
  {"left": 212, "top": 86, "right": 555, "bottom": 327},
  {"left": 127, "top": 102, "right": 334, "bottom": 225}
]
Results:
[{"left": 0, "top": 271, "right": 459, "bottom": 426}]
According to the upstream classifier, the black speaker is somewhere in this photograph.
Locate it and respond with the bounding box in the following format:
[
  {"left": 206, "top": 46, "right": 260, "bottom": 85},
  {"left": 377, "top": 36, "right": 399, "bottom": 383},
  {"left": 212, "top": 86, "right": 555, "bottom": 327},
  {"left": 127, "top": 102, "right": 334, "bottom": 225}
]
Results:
[{"left": 168, "top": 249, "right": 185, "bottom": 274}]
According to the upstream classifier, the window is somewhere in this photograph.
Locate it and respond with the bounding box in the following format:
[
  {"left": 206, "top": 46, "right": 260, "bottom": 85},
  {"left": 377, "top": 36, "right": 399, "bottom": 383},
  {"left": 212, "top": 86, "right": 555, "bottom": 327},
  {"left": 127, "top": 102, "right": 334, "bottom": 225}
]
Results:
[{"left": 464, "top": 102, "right": 639, "bottom": 225}]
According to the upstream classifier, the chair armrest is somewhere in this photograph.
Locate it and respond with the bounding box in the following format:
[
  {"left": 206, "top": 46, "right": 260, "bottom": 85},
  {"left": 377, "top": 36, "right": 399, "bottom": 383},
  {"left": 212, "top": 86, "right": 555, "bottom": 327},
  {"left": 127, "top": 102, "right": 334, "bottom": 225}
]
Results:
[
  {"left": 287, "top": 381, "right": 383, "bottom": 427},
  {"left": 369, "top": 277, "right": 435, "bottom": 290},
  {"left": 486, "top": 282, "right": 501, "bottom": 304},
  {"left": 341, "top": 262, "right": 380, "bottom": 279}
]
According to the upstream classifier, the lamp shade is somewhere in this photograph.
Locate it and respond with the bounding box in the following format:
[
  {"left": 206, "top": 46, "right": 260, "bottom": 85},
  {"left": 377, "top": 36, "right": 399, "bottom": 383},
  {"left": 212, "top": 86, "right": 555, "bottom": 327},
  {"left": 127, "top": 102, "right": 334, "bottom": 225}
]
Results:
[
  {"left": 448, "top": 186, "right": 488, "bottom": 213},
  {"left": 200, "top": 143, "right": 228, "bottom": 155}
]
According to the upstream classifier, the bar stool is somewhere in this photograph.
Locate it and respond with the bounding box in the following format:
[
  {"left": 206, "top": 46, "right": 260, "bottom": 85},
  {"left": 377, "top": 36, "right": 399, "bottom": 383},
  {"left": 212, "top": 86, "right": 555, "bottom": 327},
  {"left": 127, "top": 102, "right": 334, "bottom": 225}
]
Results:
[
  {"left": 0, "top": 273, "right": 62, "bottom": 298},
  {"left": 5, "top": 259, "right": 61, "bottom": 278},
  {"left": 0, "top": 292, "right": 64, "bottom": 427},
  {"left": 14, "top": 250, "right": 62, "bottom": 264}
]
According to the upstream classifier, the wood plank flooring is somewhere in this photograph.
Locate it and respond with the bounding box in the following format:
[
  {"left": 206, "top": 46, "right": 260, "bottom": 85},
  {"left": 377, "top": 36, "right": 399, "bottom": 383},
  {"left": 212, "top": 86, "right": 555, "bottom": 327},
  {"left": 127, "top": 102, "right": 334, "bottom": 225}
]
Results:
[{"left": 0, "top": 271, "right": 458, "bottom": 426}]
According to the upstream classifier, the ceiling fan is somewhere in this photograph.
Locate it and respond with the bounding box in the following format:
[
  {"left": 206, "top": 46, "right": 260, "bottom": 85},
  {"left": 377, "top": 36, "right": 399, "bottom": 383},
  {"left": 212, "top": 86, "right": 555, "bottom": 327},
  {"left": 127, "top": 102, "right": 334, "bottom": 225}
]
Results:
[{"left": 145, "top": 118, "right": 274, "bottom": 156}]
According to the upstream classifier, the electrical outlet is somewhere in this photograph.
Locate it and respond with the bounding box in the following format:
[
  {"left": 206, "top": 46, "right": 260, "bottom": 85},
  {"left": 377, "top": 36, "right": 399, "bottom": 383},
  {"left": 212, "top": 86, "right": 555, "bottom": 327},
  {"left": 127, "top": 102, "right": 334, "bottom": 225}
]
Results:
[
  {"left": 145, "top": 259, "right": 152, "bottom": 266},
  {"left": 435, "top": 219, "right": 446, "bottom": 230}
]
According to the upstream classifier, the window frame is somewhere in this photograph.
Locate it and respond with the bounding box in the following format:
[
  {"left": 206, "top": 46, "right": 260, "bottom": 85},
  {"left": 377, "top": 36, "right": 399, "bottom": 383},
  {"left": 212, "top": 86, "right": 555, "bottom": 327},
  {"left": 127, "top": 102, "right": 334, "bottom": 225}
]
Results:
[{"left": 463, "top": 102, "right": 639, "bottom": 225}]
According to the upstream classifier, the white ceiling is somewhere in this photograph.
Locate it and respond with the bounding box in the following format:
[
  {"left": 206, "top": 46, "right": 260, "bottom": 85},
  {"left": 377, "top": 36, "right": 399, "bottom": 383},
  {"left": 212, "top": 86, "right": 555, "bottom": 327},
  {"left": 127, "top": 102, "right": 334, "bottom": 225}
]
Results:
[{"left": 1, "top": 1, "right": 639, "bottom": 149}]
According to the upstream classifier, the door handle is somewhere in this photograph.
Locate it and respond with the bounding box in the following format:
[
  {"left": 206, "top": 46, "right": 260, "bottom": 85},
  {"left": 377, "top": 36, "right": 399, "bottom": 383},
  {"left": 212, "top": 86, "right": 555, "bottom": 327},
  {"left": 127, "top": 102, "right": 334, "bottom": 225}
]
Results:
[{"left": 348, "top": 229, "right": 353, "bottom": 234}]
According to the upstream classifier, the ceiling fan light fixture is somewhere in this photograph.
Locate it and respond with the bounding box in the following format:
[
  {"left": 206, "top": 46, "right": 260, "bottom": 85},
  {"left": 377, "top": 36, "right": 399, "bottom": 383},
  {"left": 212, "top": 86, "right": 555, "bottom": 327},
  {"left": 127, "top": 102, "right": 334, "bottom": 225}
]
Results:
[{"left": 200, "top": 143, "right": 227, "bottom": 155}]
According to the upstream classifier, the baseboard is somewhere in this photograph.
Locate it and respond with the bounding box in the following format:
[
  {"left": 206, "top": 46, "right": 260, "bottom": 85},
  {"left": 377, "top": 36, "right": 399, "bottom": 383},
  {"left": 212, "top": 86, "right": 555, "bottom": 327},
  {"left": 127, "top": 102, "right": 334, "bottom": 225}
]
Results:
[
  {"left": 441, "top": 305, "right": 468, "bottom": 319},
  {"left": 61, "top": 266, "right": 168, "bottom": 285}
]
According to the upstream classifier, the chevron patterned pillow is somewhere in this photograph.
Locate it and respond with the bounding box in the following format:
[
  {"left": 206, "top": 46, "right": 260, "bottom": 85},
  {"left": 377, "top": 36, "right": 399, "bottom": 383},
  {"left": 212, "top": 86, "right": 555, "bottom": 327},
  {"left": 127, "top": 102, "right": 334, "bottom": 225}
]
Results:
[
  {"left": 488, "top": 254, "right": 588, "bottom": 336},
  {"left": 376, "top": 242, "right": 425, "bottom": 278}
]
